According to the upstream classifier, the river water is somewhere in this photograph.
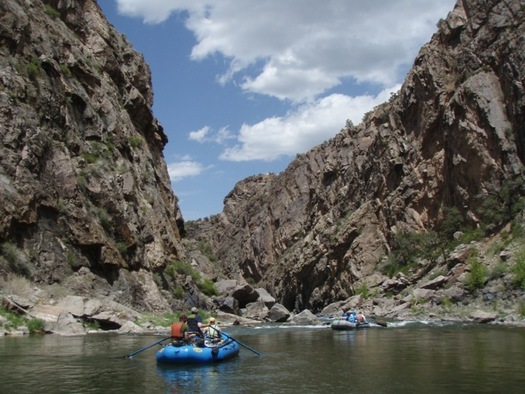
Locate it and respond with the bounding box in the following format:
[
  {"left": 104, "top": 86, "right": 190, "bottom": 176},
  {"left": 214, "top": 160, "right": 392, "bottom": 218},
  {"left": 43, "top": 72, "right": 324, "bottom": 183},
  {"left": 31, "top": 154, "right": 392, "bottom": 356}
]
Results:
[{"left": 1, "top": 321, "right": 524, "bottom": 393}]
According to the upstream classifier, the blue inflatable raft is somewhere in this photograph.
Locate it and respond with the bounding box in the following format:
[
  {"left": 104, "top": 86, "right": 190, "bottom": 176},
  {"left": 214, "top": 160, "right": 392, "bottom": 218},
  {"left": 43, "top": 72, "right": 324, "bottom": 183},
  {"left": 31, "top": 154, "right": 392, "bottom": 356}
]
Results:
[
  {"left": 156, "top": 334, "right": 240, "bottom": 365},
  {"left": 331, "top": 319, "right": 370, "bottom": 330}
]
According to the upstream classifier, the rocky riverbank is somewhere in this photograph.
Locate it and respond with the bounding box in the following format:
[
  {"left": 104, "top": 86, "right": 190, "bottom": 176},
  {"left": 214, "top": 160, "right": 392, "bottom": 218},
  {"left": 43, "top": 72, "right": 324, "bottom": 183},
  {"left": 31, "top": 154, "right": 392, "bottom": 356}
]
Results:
[{"left": 2, "top": 264, "right": 524, "bottom": 337}]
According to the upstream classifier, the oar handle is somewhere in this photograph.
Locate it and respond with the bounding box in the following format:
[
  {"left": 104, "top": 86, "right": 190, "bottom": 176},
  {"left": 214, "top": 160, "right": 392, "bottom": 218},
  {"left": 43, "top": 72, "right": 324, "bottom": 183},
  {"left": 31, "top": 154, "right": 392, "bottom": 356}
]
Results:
[{"left": 125, "top": 337, "right": 170, "bottom": 358}]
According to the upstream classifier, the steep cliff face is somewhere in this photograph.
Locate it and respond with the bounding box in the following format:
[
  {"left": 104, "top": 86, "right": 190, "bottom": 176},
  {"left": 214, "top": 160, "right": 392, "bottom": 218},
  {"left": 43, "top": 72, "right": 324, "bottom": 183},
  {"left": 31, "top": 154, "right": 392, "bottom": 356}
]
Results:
[
  {"left": 0, "top": 0, "right": 185, "bottom": 311},
  {"left": 187, "top": 0, "right": 525, "bottom": 312}
]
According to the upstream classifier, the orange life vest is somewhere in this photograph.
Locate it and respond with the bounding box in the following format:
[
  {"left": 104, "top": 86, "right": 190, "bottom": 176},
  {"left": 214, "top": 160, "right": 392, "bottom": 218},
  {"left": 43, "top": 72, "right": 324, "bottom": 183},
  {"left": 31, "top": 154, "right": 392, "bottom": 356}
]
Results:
[{"left": 171, "top": 322, "right": 184, "bottom": 339}]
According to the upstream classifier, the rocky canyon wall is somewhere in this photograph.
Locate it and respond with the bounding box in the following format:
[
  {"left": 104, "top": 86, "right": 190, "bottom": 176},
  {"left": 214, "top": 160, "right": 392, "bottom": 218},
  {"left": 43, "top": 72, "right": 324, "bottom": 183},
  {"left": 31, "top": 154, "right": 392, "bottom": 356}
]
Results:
[
  {"left": 0, "top": 0, "right": 186, "bottom": 311},
  {"left": 187, "top": 0, "right": 525, "bottom": 312}
]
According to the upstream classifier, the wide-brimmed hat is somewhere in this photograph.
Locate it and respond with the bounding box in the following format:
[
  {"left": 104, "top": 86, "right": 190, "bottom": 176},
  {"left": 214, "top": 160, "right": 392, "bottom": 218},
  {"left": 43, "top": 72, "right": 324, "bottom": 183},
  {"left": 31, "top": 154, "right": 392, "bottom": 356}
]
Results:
[{"left": 191, "top": 307, "right": 198, "bottom": 313}]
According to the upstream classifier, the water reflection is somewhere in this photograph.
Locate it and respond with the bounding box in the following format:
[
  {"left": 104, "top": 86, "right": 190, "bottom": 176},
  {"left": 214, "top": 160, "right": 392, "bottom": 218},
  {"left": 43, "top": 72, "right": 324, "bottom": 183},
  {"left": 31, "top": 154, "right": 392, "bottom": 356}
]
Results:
[{"left": 157, "top": 360, "right": 239, "bottom": 393}]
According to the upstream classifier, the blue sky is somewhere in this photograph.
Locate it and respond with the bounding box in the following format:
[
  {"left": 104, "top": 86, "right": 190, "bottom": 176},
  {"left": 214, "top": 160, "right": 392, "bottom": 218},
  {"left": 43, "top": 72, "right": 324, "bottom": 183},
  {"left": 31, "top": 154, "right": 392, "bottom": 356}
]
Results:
[{"left": 98, "top": 0, "right": 457, "bottom": 220}]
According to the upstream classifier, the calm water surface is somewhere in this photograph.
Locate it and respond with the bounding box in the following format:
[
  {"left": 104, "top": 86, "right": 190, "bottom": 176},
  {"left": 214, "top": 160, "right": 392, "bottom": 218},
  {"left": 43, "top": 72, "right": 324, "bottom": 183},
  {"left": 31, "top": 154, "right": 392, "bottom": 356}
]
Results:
[{"left": 1, "top": 322, "right": 524, "bottom": 393}]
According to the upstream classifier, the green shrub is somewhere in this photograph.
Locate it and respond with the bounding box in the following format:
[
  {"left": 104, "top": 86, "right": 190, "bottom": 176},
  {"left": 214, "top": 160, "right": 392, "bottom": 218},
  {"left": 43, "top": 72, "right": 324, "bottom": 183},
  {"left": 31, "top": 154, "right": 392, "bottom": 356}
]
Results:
[
  {"left": 362, "top": 111, "right": 372, "bottom": 123},
  {"left": 197, "top": 241, "right": 218, "bottom": 262},
  {"left": 489, "top": 262, "right": 508, "bottom": 279},
  {"left": 166, "top": 260, "right": 200, "bottom": 281},
  {"left": 59, "top": 63, "right": 71, "bottom": 77},
  {"left": 385, "top": 230, "right": 436, "bottom": 276},
  {"left": 198, "top": 279, "right": 219, "bottom": 297},
  {"left": 128, "top": 135, "right": 144, "bottom": 149},
  {"left": 91, "top": 207, "right": 113, "bottom": 233},
  {"left": 173, "top": 285, "right": 185, "bottom": 299},
  {"left": 82, "top": 153, "right": 98, "bottom": 164},
  {"left": 84, "top": 320, "right": 101, "bottom": 331},
  {"left": 355, "top": 283, "right": 370, "bottom": 298},
  {"left": 26, "top": 58, "right": 41, "bottom": 80},
  {"left": 441, "top": 297, "right": 452, "bottom": 309},
  {"left": 115, "top": 241, "right": 129, "bottom": 255},
  {"left": 2, "top": 242, "right": 19, "bottom": 266},
  {"left": 512, "top": 251, "right": 525, "bottom": 289},
  {"left": 465, "top": 254, "right": 487, "bottom": 291},
  {"left": 44, "top": 5, "right": 60, "bottom": 19},
  {"left": 66, "top": 250, "right": 76, "bottom": 267},
  {"left": 27, "top": 318, "right": 45, "bottom": 334},
  {"left": 1, "top": 242, "right": 30, "bottom": 276},
  {"left": 0, "top": 306, "right": 26, "bottom": 330},
  {"left": 518, "top": 301, "right": 525, "bottom": 318}
]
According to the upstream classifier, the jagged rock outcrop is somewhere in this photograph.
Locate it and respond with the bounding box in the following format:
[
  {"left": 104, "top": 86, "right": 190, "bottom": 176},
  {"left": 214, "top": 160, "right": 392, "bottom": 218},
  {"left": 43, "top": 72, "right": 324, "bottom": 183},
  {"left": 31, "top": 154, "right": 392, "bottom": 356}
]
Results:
[
  {"left": 0, "top": 0, "right": 187, "bottom": 311},
  {"left": 187, "top": 0, "right": 525, "bottom": 314}
]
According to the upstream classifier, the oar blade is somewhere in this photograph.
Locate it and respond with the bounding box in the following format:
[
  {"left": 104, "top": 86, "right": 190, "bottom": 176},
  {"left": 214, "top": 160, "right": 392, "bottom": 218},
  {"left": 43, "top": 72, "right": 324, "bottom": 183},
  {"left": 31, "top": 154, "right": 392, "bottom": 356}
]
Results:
[
  {"left": 124, "top": 337, "right": 170, "bottom": 358},
  {"left": 222, "top": 333, "right": 261, "bottom": 356}
]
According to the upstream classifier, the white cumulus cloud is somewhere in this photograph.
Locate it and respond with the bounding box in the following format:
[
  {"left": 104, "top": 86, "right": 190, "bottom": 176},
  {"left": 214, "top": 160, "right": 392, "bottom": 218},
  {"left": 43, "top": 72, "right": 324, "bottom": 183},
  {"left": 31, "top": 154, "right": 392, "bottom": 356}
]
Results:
[
  {"left": 188, "top": 126, "right": 211, "bottom": 143},
  {"left": 115, "top": 0, "right": 456, "bottom": 102},
  {"left": 219, "top": 87, "right": 398, "bottom": 162},
  {"left": 167, "top": 160, "right": 206, "bottom": 181}
]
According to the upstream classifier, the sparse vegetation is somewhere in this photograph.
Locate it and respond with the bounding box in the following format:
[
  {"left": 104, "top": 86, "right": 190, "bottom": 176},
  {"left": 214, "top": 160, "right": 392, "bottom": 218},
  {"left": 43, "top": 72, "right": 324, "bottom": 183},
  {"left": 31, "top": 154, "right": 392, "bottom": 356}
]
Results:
[
  {"left": 519, "top": 302, "right": 525, "bottom": 318},
  {"left": 82, "top": 152, "right": 98, "bottom": 164},
  {"left": 173, "top": 284, "right": 185, "bottom": 299},
  {"left": 115, "top": 241, "right": 129, "bottom": 255},
  {"left": 1, "top": 242, "right": 30, "bottom": 277},
  {"left": 441, "top": 296, "right": 453, "bottom": 310},
  {"left": 476, "top": 177, "right": 525, "bottom": 235},
  {"left": 386, "top": 206, "right": 486, "bottom": 277},
  {"left": 44, "top": 5, "right": 60, "bottom": 19},
  {"left": 164, "top": 260, "right": 219, "bottom": 297},
  {"left": 2, "top": 242, "right": 19, "bottom": 267},
  {"left": 355, "top": 283, "right": 370, "bottom": 298},
  {"left": 512, "top": 249, "right": 525, "bottom": 289},
  {"left": 27, "top": 318, "right": 45, "bottom": 334},
  {"left": 166, "top": 260, "right": 198, "bottom": 280},
  {"left": 66, "top": 250, "right": 77, "bottom": 267},
  {"left": 129, "top": 135, "right": 144, "bottom": 149},
  {"left": 59, "top": 63, "right": 72, "bottom": 77},
  {"left": 0, "top": 306, "right": 45, "bottom": 334},
  {"left": 198, "top": 278, "right": 220, "bottom": 297},
  {"left": 77, "top": 173, "right": 88, "bottom": 190},
  {"left": 196, "top": 241, "right": 218, "bottom": 263},
  {"left": 25, "top": 57, "right": 41, "bottom": 80},
  {"left": 138, "top": 311, "right": 179, "bottom": 328},
  {"left": 465, "top": 252, "right": 488, "bottom": 291},
  {"left": 490, "top": 261, "right": 508, "bottom": 280},
  {"left": 83, "top": 320, "right": 101, "bottom": 331},
  {"left": 91, "top": 206, "right": 113, "bottom": 233},
  {"left": 384, "top": 230, "right": 434, "bottom": 276}
]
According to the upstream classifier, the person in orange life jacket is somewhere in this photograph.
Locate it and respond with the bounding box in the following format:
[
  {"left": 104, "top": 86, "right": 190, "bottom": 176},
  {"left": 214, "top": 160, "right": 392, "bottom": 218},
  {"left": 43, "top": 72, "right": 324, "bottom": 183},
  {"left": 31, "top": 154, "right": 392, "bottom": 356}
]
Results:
[{"left": 170, "top": 314, "right": 189, "bottom": 346}]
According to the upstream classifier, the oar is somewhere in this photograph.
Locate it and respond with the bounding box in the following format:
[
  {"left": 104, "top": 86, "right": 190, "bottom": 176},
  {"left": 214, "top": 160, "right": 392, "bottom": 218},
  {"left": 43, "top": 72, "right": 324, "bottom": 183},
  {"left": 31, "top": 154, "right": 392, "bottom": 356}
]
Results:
[
  {"left": 124, "top": 337, "right": 170, "bottom": 358},
  {"left": 222, "top": 332, "right": 261, "bottom": 356}
]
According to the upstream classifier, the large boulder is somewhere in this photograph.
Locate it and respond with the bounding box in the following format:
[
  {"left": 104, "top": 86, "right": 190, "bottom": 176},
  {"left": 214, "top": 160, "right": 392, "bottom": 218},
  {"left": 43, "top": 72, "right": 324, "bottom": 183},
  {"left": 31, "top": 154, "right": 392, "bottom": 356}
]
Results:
[
  {"left": 243, "top": 300, "right": 269, "bottom": 320},
  {"left": 45, "top": 313, "right": 86, "bottom": 336},
  {"left": 268, "top": 303, "right": 291, "bottom": 323},
  {"left": 231, "top": 283, "right": 259, "bottom": 308},
  {"left": 288, "top": 309, "right": 322, "bottom": 325},
  {"left": 256, "top": 288, "right": 276, "bottom": 309},
  {"left": 217, "top": 296, "right": 239, "bottom": 314}
]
